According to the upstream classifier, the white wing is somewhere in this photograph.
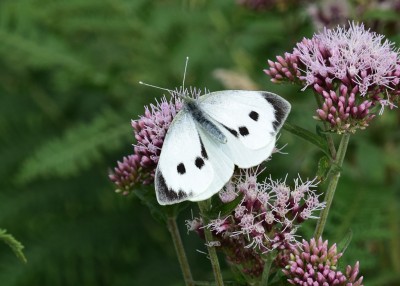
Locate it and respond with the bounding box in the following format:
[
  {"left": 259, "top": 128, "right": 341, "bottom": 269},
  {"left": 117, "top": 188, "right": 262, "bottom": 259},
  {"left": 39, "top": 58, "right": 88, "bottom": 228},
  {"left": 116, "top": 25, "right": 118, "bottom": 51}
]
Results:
[
  {"left": 189, "top": 126, "right": 234, "bottom": 202},
  {"left": 155, "top": 90, "right": 290, "bottom": 205},
  {"left": 155, "top": 110, "right": 234, "bottom": 205},
  {"left": 198, "top": 90, "right": 291, "bottom": 168}
]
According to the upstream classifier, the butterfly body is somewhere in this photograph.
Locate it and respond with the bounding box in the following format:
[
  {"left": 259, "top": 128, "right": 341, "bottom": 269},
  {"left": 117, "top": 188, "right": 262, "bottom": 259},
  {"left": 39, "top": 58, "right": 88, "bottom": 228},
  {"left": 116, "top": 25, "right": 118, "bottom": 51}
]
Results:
[
  {"left": 184, "top": 99, "right": 227, "bottom": 144},
  {"left": 155, "top": 90, "right": 291, "bottom": 205}
]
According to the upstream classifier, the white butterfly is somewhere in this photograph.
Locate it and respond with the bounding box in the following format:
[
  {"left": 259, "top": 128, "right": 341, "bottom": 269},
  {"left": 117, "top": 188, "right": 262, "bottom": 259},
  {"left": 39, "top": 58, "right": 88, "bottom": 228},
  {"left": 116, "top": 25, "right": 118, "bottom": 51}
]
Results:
[{"left": 142, "top": 60, "right": 291, "bottom": 205}]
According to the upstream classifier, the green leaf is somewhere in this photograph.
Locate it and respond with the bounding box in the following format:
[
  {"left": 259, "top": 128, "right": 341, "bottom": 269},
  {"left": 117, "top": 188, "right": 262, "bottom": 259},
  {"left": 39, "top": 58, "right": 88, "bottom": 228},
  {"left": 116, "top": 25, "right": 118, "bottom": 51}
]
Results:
[
  {"left": 205, "top": 193, "right": 243, "bottom": 219},
  {"left": 0, "top": 228, "right": 27, "bottom": 263},
  {"left": 268, "top": 269, "right": 288, "bottom": 286},
  {"left": 337, "top": 229, "right": 353, "bottom": 255},
  {"left": 283, "top": 122, "right": 331, "bottom": 158},
  {"left": 316, "top": 156, "right": 331, "bottom": 183},
  {"left": 133, "top": 185, "right": 189, "bottom": 222}
]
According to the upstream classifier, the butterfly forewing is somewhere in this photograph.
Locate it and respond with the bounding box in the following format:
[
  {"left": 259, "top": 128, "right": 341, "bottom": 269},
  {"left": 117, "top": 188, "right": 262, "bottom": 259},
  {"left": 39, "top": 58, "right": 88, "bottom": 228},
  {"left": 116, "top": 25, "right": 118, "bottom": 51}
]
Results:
[
  {"left": 155, "top": 111, "right": 214, "bottom": 204},
  {"left": 198, "top": 90, "right": 290, "bottom": 168}
]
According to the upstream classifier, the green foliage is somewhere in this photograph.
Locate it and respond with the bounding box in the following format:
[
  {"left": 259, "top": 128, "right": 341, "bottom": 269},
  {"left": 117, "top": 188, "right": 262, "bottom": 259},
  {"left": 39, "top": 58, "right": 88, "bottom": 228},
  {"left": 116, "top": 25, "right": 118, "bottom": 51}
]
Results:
[
  {"left": 0, "top": 229, "right": 26, "bottom": 263},
  {"left": 0, "top": 0, "right": 399, "bottom": 285},
  {"left": 134, "top": 185, "right": 190, "bottom": 222},
  {"left": 16, "top": 110, "right": 130, "bottom": 183},
  {"left": 282, "top": 122, "right": 331, "bottom": 158},
  {"left": 208, "top": 192, "right": 244, "bottom": 219}
]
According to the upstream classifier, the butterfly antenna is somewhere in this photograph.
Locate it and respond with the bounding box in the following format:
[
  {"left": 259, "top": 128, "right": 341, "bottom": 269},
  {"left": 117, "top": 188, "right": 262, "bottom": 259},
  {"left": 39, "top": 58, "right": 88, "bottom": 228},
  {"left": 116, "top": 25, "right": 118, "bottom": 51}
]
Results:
[
  {"left": 182, "top": 56, "right": 189, "bottom": 91},
  {"left": 139, "top": 81, "right": 174, "bottom": 93},
  {"left": 139, "top": 57, "right": 190, "bottom": 100}
]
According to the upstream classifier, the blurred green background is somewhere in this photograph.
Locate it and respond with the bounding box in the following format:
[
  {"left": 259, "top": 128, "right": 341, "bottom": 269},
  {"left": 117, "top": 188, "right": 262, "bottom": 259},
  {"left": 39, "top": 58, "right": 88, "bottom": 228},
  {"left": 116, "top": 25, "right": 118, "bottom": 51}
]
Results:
[{"left": 0, "top": 0, "right": 399, "bottom": 285}]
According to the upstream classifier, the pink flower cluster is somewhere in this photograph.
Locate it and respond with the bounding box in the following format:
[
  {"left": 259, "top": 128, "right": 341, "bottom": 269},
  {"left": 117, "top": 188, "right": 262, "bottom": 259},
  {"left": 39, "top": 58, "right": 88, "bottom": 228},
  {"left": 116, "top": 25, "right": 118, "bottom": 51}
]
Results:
[
  {"left": 132, "top": 95, "right": 183, "bottom": 170},
  {"left": 307, "top": 0, "right": 350, "bottom": 30},
  {"left": 237, "top": 0, "right": 295, "bottom": 11},
  {"left": 109, "top": 93, "right": 183, "bottom": 194},
  {"left": 187, "top": 170, "right": 325, "bottom": 278},
  {"left": 282, "top": 237, "right": 363, "bottom": 285},
  {"left": 108, "top": 155, "right": 149, "bottom": 194},
  {"left": 265, "top": 22, "right": 400, "bottom": 133}
]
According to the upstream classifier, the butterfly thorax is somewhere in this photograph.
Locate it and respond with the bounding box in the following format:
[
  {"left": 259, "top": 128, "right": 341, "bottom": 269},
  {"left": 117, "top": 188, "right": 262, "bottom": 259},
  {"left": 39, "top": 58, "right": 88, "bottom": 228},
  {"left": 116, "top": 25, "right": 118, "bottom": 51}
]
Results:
[{"left": 184, "top": 100, "right": 227, "bottom": 144}]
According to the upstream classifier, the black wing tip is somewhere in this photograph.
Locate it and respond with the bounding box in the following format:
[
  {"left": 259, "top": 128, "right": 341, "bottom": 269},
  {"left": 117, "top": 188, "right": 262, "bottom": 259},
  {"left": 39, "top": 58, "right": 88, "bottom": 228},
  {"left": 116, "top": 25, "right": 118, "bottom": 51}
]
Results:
[
  {"left": 261, "top": 91, "right": 291, "bottom": 132},
  {"left": 155, "top": 169, "right": 190, "bottom": 205}
]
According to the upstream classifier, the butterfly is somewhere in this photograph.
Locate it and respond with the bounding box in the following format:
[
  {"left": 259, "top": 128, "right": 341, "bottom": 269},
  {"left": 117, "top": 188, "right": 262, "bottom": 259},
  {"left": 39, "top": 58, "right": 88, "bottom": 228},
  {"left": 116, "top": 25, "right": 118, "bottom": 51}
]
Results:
[{"left": 141, "top": 59, "right": 291, "bottom": 205}]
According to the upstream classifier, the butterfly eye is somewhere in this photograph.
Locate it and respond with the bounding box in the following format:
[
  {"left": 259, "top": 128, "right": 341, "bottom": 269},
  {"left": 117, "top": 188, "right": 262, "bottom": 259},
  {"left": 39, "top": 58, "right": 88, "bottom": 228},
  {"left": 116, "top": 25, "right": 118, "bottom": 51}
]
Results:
[
  {"left": 249, "top": 111, "right": 259, "bottom": 121},
  {"left": 177, "top": 163, "right": 186, "bottom": 175},
  {"left": 195, "top": 157, "right": 205, "bottom": 169},
  {"left": 238, "top": 126, "right": 249, "bottom": 136}
]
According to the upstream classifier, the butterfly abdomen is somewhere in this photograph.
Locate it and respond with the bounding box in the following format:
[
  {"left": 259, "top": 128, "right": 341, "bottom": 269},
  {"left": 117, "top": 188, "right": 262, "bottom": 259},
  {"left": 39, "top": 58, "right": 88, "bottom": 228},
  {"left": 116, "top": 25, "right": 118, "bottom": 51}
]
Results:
[{"left": 185, "top": 100, "right": 227, "bottom": 144}]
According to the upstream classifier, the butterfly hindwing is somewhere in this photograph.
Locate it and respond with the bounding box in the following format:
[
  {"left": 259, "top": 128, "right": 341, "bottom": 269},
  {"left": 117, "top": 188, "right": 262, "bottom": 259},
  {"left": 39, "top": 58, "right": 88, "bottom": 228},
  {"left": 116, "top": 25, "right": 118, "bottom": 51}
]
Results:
[{"left": 189, "top": 126, "right": 234, "bottom": 201}]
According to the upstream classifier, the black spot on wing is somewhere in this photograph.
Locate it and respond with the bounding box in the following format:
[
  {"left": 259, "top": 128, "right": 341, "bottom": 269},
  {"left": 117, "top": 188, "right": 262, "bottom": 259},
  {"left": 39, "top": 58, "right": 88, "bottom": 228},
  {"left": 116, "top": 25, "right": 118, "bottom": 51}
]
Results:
[
  {"left": 262, "top": 92, "right": 290, "bottom": 131},
  {"left": 156, "top": 170, "right": 189, "bottom": 203},
  {"left": 195, "top": 157, "right": 205, "bottom": 169},
  {"left": 239, "top": 126, "right": 249, "bottom": 136},
  {"left": 249, "top": 111, "right": 259, "bottom": 121},
  {"left": 199, "top": 137, "right": 208, "bottom": 159},
  {"left": 222, "top": 124, "right": 238, "bottom": 137},
  {"left": 177, "top": 163, "right": 186, "bottom": 175}
]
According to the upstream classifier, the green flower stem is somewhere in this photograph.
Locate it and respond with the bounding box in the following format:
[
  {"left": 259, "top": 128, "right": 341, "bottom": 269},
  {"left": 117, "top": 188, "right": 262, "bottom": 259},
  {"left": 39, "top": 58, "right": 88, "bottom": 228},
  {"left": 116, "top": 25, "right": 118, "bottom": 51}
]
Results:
[
  {"left": 259, "top": 250, "right": 277, "bottom": 286},
  {"left": 313, "top": 92, "right": 337, "bottom": 159},
  {"left": 325, "top": 129, "right": 337, "bottom": 159},
  {"left": 198, "top": 199, "right": 225, "bottom": 286},
  {"left": 314, "top": 133, "right": 350, "bottom": 239},
  {"left": 166, "top": 216, "right": 194, "bottom": 286}
]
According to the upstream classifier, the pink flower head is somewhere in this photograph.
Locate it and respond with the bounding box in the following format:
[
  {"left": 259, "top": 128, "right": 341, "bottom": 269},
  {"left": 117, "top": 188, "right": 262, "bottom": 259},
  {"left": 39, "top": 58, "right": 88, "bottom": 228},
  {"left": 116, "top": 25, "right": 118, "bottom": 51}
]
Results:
[
  {"left": 282, "top": 237, "right": 364, "bottom": 285},
  {"left": 219, "top": 181, "right": 238, "bottom": 203},
  {"left": 188, "top": 169, "right": 325, "bottom": 279},
  {"left": 109, "top": 155, "right": 150, "bottom": 195},
  {"left": 185, "top": 217, "right": 203, "bottom": 237},
  {"left": 265, "top": 22, "right": 400, "bottom": 133},
  {"left": 210, "top": 172, "right": 323, "bottom": 253},
  {"left": 109, "top": 91, "right": 183, "bottom": 194},
  {"left": 132, "top": 94, "right": 183, "bottom": 169}
]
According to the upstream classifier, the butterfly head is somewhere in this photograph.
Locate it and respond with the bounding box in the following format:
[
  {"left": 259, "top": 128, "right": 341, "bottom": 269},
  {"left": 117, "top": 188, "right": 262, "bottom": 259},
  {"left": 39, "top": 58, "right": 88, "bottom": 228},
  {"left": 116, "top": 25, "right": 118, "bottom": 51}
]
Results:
[{"left": 169, "top": 86, "right": 205, "bottom": 103}]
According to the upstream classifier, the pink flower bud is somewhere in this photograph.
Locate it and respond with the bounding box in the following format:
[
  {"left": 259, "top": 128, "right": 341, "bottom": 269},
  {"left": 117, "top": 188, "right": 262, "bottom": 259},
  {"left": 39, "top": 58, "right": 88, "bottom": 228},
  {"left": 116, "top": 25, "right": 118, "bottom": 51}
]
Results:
[
  {"left": 275, "top": 62, "right": 283, "bottom": 71},
  {"left": 276, "top": 55, "right": 287, "bottom": 66},
  {"left": 317, "top": 109, "right": 327, "bottom": 120},
  {"left": 267, "top": 59, "right": 276, "bottom": 68}
]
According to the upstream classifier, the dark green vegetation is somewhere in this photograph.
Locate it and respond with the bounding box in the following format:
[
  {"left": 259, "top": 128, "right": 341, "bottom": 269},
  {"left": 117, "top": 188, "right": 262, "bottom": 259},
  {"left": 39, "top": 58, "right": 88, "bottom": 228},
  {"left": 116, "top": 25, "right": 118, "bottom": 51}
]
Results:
[{"left": 0, "top": 1, "right": 399, "bottom": 285}]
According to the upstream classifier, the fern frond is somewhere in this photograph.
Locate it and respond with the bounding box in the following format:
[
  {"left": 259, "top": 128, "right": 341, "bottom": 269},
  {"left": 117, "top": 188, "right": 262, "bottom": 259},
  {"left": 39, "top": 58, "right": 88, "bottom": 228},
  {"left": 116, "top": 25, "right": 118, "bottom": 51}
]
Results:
[
  {"left": 0, "top": 29, "right": 88, "bottom": 72},
  {"left": 16, "top": 110, "right": 131, "bottom": 184},
  {"left": 0, "top": 228, "right": 27, "bottom": 263}
]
